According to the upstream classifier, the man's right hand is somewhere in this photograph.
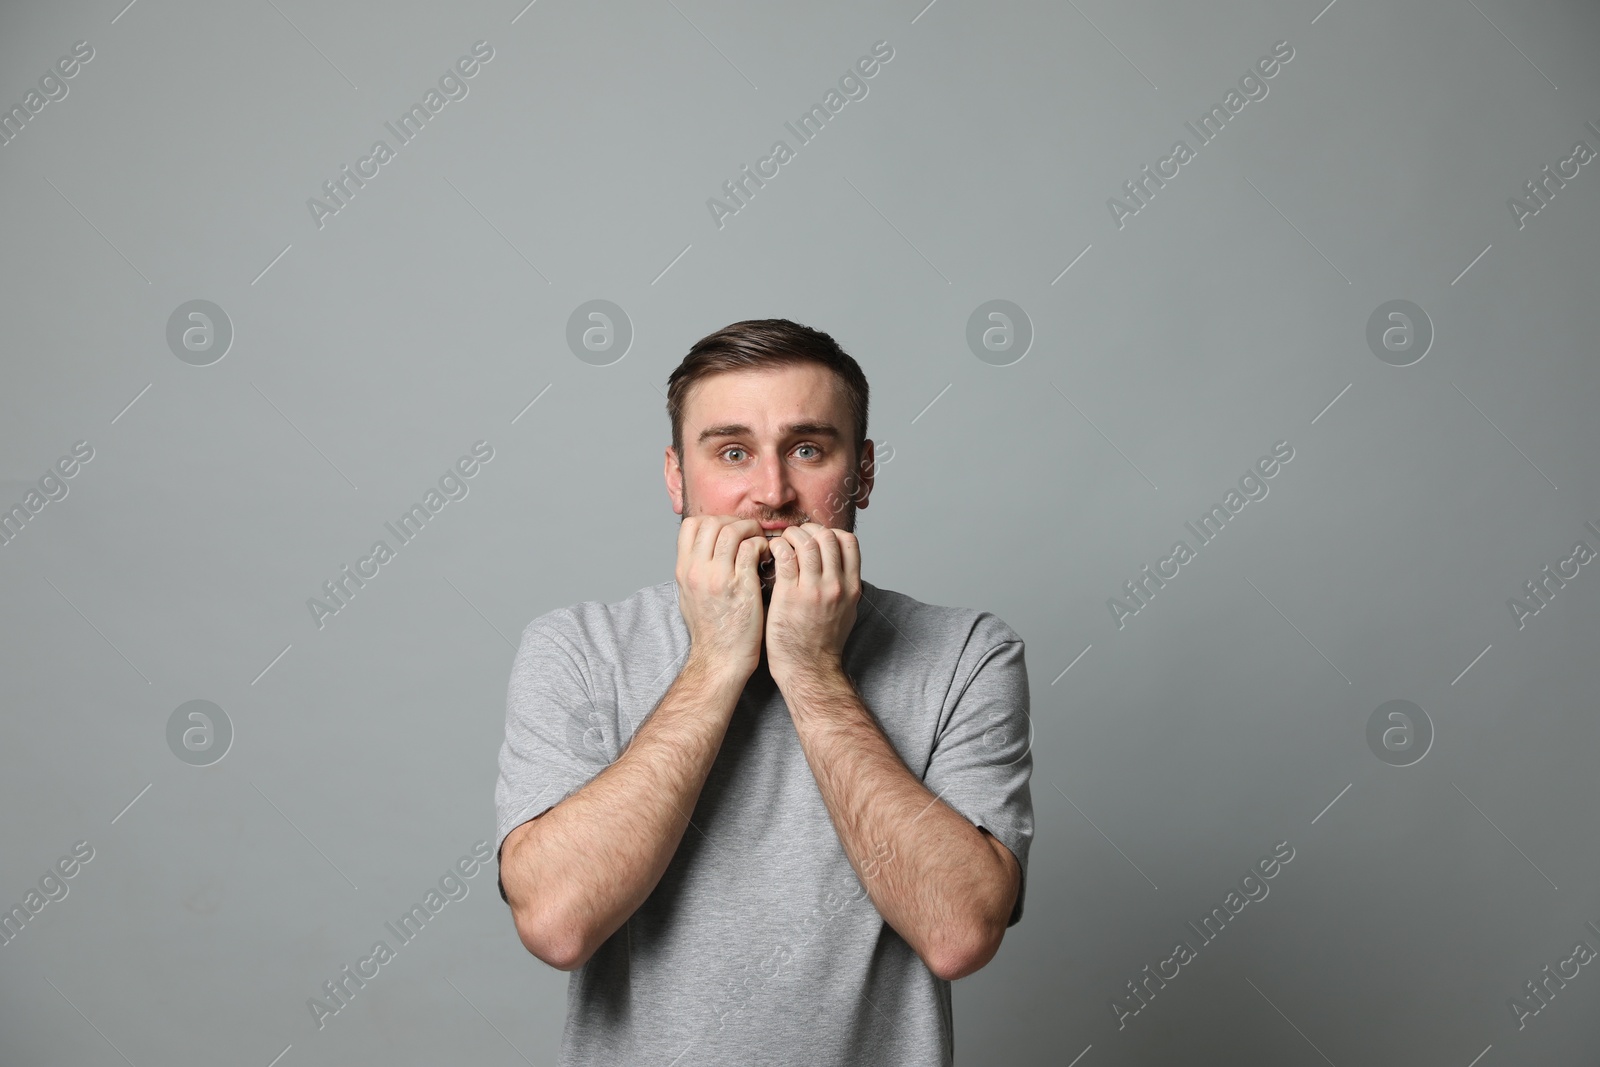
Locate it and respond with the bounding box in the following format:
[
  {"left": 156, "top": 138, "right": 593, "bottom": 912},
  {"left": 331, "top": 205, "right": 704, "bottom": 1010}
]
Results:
[{"left": 675, "top": 516, "right": 771, "bottom": 682}]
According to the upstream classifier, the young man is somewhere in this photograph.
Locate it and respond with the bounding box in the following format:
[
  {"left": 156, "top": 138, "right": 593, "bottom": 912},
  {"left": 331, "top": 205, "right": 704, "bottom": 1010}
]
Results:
[{"left": 494, "top": 318, "right": 1033, "bottom": 1064}]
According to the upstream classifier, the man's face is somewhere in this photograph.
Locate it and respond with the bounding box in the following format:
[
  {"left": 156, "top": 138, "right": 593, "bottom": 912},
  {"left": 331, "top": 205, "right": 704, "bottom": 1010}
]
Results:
[{"left": 664, "top": 364, "right": 875, "bottom": 591}]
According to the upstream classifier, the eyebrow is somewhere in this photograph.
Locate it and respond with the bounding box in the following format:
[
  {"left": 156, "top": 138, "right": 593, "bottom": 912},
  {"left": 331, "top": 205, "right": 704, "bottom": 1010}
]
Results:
[{"left": 696, "top": 422, "right": 842, "bottom": 445}]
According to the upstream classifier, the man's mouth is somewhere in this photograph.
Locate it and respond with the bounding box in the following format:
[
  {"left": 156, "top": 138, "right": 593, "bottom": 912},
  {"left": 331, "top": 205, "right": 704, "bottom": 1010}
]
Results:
[
  {"left": 757, "top": 521, "right": 806, "bottom": 586},
  {"left": 758, "top": 530, "right": 783, "bottom": 585}
]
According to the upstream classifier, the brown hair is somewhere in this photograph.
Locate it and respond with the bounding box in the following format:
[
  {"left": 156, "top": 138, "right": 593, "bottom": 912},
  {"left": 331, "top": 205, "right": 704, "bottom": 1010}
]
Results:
[{"left": 665, "top": 318, "right": 870, "bottom": 465}]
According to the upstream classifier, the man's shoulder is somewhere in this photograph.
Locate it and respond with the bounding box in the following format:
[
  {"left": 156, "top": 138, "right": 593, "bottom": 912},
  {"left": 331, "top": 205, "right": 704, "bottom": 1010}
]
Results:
[
  {"left": 519, "top": 579, "right": 679, "bottom": 655},
  {"left": 858, "top": 580, "right": 1023, "bottom": 651}
]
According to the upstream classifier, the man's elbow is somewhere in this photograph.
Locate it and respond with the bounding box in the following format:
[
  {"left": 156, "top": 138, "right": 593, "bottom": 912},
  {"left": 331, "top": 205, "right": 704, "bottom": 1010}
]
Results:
[
  {"left": 537, "top": 938, "right": 593, "bottom": 973},
  {"left": 513, "top": 902, "right": 591, "bottom": 971},
  {"left": 929, "top": 862, "right": 1018, "bottom": 981},
  {"left": 929, "top": 918, "right": 1006, "bottom": 982},
  {"left": 503, "top": 820, "right": 593, "bottom": 971}
]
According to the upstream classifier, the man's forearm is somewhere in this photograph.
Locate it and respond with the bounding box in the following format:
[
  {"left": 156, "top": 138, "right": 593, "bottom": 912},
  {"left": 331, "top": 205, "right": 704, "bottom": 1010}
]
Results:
[
  {"left": 502, "top": 655, "right": 746, "bottom": 969},
  {"left": 780, "top": 665, "right": 1014, "bottom": 981}
]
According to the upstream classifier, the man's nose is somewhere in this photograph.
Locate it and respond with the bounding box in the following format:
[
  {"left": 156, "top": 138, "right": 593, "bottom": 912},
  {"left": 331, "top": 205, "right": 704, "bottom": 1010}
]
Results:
[{"left": 750, "top": 453, "right": 796, "bottom": 507}]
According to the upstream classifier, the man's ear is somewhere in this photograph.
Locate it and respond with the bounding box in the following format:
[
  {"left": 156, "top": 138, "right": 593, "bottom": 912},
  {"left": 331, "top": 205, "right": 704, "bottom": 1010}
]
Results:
[
  {"left": 852, "top": 440, "right": 876, "bottom": 510},
  {"left": 664, "top": 446, "right": 684, "bottom": 515}
]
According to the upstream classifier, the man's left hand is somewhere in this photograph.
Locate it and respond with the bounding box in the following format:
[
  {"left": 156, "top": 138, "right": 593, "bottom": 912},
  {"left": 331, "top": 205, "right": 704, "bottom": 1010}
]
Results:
[{"left": 764, "top": 522, "right": 861, "bottom": 685}]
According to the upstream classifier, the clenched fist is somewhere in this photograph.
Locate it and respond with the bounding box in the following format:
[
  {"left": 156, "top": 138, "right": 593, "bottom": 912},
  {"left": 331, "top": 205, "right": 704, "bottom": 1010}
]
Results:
[
  {"left": 674, "top": 516, "right": 773, "bottom": 683},
  {"left": 763, "top": 522, "right": 861, "bottom": 686}
]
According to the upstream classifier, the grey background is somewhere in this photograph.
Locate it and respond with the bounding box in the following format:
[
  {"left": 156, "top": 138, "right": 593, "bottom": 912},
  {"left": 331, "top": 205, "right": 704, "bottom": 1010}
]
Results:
[{"left": 2, "top": 0, "right": 1598, "bottom": 1063}]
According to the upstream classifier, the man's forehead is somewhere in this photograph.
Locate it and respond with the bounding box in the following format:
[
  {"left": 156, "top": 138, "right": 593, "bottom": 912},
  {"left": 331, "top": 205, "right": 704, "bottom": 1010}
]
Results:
[{"left": 683, "top": 367, "right": 847, "bottom": 437}]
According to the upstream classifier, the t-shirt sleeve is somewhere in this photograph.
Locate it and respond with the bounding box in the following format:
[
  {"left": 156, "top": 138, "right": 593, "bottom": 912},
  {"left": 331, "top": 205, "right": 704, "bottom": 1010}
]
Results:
[
  {"left": 920, "top": 615, "right": 1034, "bottom": 927},
  {"left": 493, "top": 623, "right": 619, "bottom": 904}
]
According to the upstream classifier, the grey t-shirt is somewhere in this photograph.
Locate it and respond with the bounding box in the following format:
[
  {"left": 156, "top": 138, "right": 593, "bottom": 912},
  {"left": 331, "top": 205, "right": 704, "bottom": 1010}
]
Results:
[{"left": 494, "top": 578, "right": 1033, "bottom": 1066}]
